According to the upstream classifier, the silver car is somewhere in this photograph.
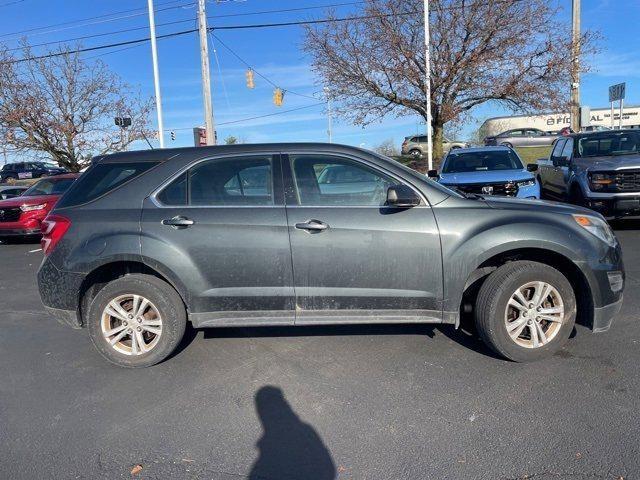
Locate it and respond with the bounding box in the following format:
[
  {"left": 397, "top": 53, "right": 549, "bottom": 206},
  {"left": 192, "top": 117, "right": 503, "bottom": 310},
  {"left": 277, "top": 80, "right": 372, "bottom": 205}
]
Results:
[
  {"left": 401, "top": 135, "right": 469, "bottom": 158},
  {"left": 484, "top": 128, "right": 557, "bottom": 148}
]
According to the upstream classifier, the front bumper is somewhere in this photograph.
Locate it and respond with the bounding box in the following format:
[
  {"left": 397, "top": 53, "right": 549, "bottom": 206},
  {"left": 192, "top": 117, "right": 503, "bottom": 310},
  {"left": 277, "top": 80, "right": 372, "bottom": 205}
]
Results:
[
  {"left": 592, "top": 295, "right": 623, "bottom": 333},
  {"left": 584, "top": 196, "right": 640, "bottom": 217}
]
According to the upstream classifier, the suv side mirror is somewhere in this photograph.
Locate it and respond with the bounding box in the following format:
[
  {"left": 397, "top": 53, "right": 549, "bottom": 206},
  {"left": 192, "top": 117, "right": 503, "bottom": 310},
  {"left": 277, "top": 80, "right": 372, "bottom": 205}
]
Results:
[
  {"left": 386, "top": 185, "right": 420, "bottom": 208},
  {"left": 427, "top": 169, "right": 438, "bottom": 178},
  {"left": 526, "top": 163, "right": 539, "bottom": 172}
]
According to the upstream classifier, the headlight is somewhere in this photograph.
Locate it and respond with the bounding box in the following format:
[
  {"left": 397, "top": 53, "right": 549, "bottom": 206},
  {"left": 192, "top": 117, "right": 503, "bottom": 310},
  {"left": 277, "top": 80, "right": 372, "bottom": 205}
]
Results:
[
  {"left": 572, "top": 214, "right": 616, "bottom": 245},
  {"left": 517, "top": 179, "right": 536, "bottom": 187},
  {"left": 20, "top": 203, "right": 46, "bottom": 212},
  {"left": 589, "top": 172, "right": 615, "bottom": 190}
]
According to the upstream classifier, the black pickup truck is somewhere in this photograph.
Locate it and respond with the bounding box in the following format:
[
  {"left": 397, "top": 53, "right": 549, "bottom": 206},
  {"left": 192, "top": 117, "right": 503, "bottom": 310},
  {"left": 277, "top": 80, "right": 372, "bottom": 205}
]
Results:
[
  {"left": 537, "top": 130, "right": 640, "bottom": 217},
  {"left": 0, "top": 161, "right": 67, "bottom": 183}
]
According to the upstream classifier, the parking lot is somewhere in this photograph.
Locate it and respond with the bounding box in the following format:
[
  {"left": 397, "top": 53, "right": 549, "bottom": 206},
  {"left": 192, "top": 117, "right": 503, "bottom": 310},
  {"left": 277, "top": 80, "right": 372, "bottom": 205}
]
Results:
[{"left": 0, "top": 222, "right": 638, "bottom": 480}]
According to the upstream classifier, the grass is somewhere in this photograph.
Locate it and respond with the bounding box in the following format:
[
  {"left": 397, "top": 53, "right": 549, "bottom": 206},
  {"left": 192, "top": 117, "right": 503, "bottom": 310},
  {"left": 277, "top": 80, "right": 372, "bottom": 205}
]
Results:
[{"left": 514, "top": 146, "right": 552, "bottom": 166}]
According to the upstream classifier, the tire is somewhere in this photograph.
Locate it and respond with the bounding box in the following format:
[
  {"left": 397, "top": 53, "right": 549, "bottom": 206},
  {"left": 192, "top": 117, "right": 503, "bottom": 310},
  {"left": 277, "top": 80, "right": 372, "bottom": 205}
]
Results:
[
  {"left": 3, "top": 175, "right": 17, "bottom": 185},
  {"left": 499, "top": 142, "right": 513, "bottom": 148},
  {"left": 474, "top": 261, "right": 576, "bottom": 362},
  {"left": 409, "top": 149, "right": 423, "bottom": 159},
  {"left": 86, "top": 274, "right": 186, "bottom": 368}
]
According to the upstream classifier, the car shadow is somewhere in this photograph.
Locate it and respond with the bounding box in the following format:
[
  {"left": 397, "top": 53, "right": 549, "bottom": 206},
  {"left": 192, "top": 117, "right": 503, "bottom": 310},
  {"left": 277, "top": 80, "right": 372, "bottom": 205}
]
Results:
[
  {"left": 610, "top": 218, "right": 640, "bottom": 231},
  {"left": 248, "top": 385, "right": 336, "bottom": 480},
  {"left": 199, "top": 321, "right": 505, "bottom": 361},
  {"left": 0, "top": 235, "right": 41, "bottom": 245}
]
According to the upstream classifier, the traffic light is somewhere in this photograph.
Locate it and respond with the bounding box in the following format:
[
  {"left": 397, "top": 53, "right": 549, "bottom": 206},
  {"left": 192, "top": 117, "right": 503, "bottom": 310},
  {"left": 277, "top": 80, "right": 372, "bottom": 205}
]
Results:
[
  {"left": 273, "top": 88, "right": 284, "bottom": 107},
  {"left": 246, "top": 68, "right": 255, "bottom": 89},
  {"left": 170, "top": 131, "right": 175, "bottom": 141}
]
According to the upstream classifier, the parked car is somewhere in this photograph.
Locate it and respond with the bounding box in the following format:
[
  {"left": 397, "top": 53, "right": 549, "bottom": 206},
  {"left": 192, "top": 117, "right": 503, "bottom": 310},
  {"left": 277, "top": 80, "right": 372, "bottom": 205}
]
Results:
[
  {"left": 537, "top": 129, "right": 640, "bottom": 217},
  {"left": 0, "top": 185, "right": 28, "bottom": 200},
  {"left": 402, "top": 135, "right": 469, "bottom": 158},
  {"left": 0, "top": 174, "right": 79, "bottom": 238},
  {"left": 38, "top": 144, "right": 623, "bottom": 367},
  {"left": 484, "top": 128, "right": 557, "bottom": 148},
  {"left": 428, "top": 146, "right": 540, "bottom": 199},
  {"left": 0, "top": 161, "right": 68, "bottom": 183}
]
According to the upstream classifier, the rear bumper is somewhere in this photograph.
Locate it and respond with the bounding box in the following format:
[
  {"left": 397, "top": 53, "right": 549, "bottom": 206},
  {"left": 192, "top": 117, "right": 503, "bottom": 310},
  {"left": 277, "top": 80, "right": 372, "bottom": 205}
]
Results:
[
  {"left": 0, "top": 227, "right": 41, "bottom": 236},
  {"left": 38, "top": 257, "right": 84, "bottom": 328}
]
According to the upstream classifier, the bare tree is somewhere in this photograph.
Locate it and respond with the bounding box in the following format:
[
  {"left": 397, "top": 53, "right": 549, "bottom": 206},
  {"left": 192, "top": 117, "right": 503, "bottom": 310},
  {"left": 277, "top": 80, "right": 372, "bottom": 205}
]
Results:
[
  {"left": 304, "top": 0, "right": 597, "bottom": 160},
  {"left": 0, "top": 45, "right": 153, "bottom": 171},
  {"left": 373, "top": 138, "right": 399, "bottom": 157}
]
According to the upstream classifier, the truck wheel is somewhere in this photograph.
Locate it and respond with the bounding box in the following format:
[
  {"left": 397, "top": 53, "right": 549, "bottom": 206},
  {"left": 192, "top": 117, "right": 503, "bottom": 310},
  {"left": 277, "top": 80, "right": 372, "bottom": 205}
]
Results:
[
  {"left": 569, "top": 186, "right": 587, "bottom": 207},
  {"left": 86, "top": 274, "right": 186, "bottom": 368},
  {"left": 474, "top": 261, "right": 576, "bottom": 362},
  {"left": 409, "top": 149, "right": 423, "bottom": 158}
]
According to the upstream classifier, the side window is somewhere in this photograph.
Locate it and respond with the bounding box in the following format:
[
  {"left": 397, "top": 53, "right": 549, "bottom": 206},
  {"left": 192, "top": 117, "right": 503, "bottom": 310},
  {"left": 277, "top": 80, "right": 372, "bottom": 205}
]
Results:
[
  {"left": 157, "top": 173, "right": 187, "bottom": 206},
  {"left": 290, "top": 155, "right": 398, "bottom": 206},
  {"left": 508, "top": 130, "right": 523, "bottom": 137},
  {"left": 559, "top": 138, "right": 573, "bottom": 163},
  {"left": 550, "top": 139, "right": 566, "bottom": 161}
]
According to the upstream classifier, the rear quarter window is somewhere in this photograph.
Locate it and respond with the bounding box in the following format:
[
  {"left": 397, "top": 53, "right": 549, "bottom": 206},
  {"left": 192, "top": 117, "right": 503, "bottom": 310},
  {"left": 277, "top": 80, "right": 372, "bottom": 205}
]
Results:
[{"left": 56, "top": 162, "right": 158, "bottom": 208}]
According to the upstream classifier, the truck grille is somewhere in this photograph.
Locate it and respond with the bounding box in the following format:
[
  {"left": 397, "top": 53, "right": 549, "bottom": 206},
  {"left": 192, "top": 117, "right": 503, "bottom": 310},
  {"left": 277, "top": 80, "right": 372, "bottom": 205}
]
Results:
[
  {"left": 0, "top": 207, "right": 21, "bottom": 223},
  {"left": 613, "top": 170, "right": 640, "bottom": 192},
  {"left": 455, "top": 181, "right": 519, "bottom": 197}
]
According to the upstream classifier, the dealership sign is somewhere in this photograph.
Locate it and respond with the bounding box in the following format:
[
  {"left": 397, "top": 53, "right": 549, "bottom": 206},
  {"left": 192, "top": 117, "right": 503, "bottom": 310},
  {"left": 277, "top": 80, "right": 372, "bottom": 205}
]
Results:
[{"left": 609, "top": 83, "right": 626, "bottom": 102}]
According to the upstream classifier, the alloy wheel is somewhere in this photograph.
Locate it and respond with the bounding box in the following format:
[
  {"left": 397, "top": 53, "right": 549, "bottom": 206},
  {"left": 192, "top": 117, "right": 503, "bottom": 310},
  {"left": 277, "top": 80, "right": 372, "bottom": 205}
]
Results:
[
  {"left": 101, "top": 294, "right": 163, "bottom": 355},
  {"left": 504, "top": 281, "right": 564, "bottom": 348}
]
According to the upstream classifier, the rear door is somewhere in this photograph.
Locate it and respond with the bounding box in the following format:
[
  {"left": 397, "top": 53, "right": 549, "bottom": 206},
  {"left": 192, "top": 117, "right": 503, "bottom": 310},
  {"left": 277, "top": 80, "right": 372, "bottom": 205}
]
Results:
[
  {"left": 140, "top": 153, "right": 295, "bottom": 326},
  {"left": 282, "top": 151, "right": 443, "bottom": 324}
]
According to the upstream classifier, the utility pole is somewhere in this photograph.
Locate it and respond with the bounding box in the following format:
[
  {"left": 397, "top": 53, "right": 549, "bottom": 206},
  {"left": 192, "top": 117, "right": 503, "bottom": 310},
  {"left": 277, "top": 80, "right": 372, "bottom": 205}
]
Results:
[
  {"left": 423, "top": 0, "right": 433, "bottom": 171},
  {"left": 197, "top": 0, "right": 216, "bottom": 145},
  {"left": 147, "top": 0, "right": 165, "bottom": 148},
  {"left": 570, "top": 0, "right": 581, "bottom": 132},
  {"left": 324, "top": 87, "right": 333, "bottom": 143}
]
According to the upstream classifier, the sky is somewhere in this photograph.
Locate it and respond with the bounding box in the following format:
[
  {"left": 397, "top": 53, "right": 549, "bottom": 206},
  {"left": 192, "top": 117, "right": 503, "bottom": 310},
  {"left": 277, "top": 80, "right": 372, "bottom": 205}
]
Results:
[{"left": 0, "top": 0, "right": 639, "bottom": 153}]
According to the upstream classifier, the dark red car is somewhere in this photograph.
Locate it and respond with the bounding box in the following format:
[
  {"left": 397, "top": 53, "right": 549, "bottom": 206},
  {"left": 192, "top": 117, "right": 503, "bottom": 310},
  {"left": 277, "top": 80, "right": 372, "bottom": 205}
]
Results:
[{"left": 0, "top": 174, "right": 79, "bottom": 238}]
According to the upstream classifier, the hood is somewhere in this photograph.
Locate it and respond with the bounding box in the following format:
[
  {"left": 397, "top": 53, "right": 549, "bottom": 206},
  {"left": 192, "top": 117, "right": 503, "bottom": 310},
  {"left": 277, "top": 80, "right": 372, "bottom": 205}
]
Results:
[
  {"left": 0, "top": 194, "right": 58, "bottom": 208},
  {"left": 482, "top": 195, "right": 596, "bottom": 217},
  {"left": 574, "top": 154, "right": 640, "bottom": 172},
  {"left": 439, "top": 169, "right": 533, "bottom": 185}
]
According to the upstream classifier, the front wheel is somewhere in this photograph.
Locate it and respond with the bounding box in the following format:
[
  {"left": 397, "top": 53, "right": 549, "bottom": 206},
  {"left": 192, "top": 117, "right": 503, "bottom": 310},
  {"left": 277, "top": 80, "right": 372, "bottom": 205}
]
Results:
[
  {"left": 86, "top": 274, "right": 186, "bottom": 368},
  {"left": 474, "top": 261, "right": 576, "bottom": 362}
]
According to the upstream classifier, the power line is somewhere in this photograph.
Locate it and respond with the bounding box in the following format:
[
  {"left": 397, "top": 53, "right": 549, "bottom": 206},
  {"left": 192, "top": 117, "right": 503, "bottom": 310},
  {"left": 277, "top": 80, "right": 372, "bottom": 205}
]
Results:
[
  {"left": 165, "top": 102, "right": 325, "bottom": 131},
  {"left": 0, "top": 0, "right": 194, "bottom": 41},
  {"left": 210, "top": 32, "right": 320, "bottom": 101},
  {"left": 3, "top": 1, "right": 364, "bottom": 53},
  {"left": 5, "top": 11, "right": 420, "bottom": 64}
]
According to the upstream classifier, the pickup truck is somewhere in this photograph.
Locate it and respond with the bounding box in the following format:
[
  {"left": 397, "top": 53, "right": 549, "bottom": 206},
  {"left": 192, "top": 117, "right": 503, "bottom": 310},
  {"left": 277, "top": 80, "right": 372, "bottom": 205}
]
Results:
[{"left": 537, "top": 130, "right": 640, "bottom": 217}]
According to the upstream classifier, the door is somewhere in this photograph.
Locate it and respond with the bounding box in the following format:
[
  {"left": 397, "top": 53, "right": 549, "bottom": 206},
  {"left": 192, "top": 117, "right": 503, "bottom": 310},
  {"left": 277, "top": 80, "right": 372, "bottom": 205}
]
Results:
[
  {"left": 555, "top": 138, "right": 574, "bottom": 199},
  {"left": 283, "top": 153, "right": 443, "bottom": 324},
  {"left": 544, "top": 139, "right": 566, "bottom": 198},
  {"left": 140, "top": 154, "right": 295, "bottom": 326}
]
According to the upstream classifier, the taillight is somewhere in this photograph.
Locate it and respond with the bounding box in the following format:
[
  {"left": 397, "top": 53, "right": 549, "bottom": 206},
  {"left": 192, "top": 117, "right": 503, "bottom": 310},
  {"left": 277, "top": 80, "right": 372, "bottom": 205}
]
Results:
[{"left": 40, "top": 215, "right": 71, "bottom": 255}]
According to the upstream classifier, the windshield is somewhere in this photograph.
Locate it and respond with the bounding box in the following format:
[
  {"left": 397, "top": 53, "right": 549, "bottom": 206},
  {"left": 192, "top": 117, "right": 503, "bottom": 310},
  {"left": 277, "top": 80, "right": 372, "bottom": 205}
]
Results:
[
  {"left": 442, "top": 150, "right": 523, "bottom": 173},
  {"left": 576, "top": 131, "right": 640, "bottom": 157},
  {"left": 23, "top": 177, "right": 75, "bottom": 196}
]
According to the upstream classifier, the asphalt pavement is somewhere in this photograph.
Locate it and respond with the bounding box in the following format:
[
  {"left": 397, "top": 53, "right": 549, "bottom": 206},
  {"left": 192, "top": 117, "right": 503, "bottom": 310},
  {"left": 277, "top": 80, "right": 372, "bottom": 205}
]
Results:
[{"left": 1, "top": 224, "right": 639, "bottom": 480}]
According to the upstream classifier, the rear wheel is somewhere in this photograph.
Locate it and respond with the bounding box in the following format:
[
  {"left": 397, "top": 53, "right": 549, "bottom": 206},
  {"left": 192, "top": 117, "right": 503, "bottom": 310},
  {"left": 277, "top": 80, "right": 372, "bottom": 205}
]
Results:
[
  {"left": 409, "top": 149, "right": 423, "bottom": 159},
  {"left": 499, "top": 142, "right": 513, "bottom": 148},
  {"left": 86, "top": 274, "right": 186, "bottom": 368},
  {"left": 474, "top": 261, "right": 576, "bottom": 362}
]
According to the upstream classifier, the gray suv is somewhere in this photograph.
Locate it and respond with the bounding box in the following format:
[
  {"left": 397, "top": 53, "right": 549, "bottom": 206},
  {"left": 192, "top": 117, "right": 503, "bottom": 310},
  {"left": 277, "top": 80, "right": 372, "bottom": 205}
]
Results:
[
  {"left": 37, "top": 143, "right": 624, "bottom": 367},
  {"left": 401, "top": 135, "right": 468, "bottom": 158}
]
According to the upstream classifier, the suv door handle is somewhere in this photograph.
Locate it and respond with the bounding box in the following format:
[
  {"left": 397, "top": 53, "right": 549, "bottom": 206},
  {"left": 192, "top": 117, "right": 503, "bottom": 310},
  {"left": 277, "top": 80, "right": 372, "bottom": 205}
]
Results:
[
  {"left": 162, "top": 215, "right": 194, "bottom": 228},
  {"left": 295, "top": 219, "right": 329, "bottom": 232}
]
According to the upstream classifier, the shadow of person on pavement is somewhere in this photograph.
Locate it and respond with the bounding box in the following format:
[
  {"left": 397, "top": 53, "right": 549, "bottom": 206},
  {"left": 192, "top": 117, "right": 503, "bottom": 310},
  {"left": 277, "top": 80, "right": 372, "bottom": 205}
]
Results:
[{"left": 249, "top": 386, "right": 336, "bottom": 480}]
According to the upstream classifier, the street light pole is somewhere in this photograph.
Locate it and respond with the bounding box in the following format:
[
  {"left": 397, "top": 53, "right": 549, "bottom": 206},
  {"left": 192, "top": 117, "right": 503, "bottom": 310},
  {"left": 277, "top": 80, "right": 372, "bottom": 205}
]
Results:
[
  {"left": 147, "top": 0, "right": 165, "bottom": 148},
  {"left": 570, "top": 0, "right": 581, "bottom": 132},
  {"left": 197, "top": 0, "right": 216, "bottom": 145},
  {"left": 423, "top": 0, "right": 433, "bottom": 171}
]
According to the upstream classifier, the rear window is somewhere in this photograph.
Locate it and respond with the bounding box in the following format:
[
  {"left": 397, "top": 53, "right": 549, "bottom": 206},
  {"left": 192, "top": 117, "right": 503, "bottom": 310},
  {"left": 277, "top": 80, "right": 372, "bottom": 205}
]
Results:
[
  {"left": 56, "top": 161, "right": 157, "bottom": 208},
  {"left": 23, "top": 177, "right": 76, "bottom": 196}
]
